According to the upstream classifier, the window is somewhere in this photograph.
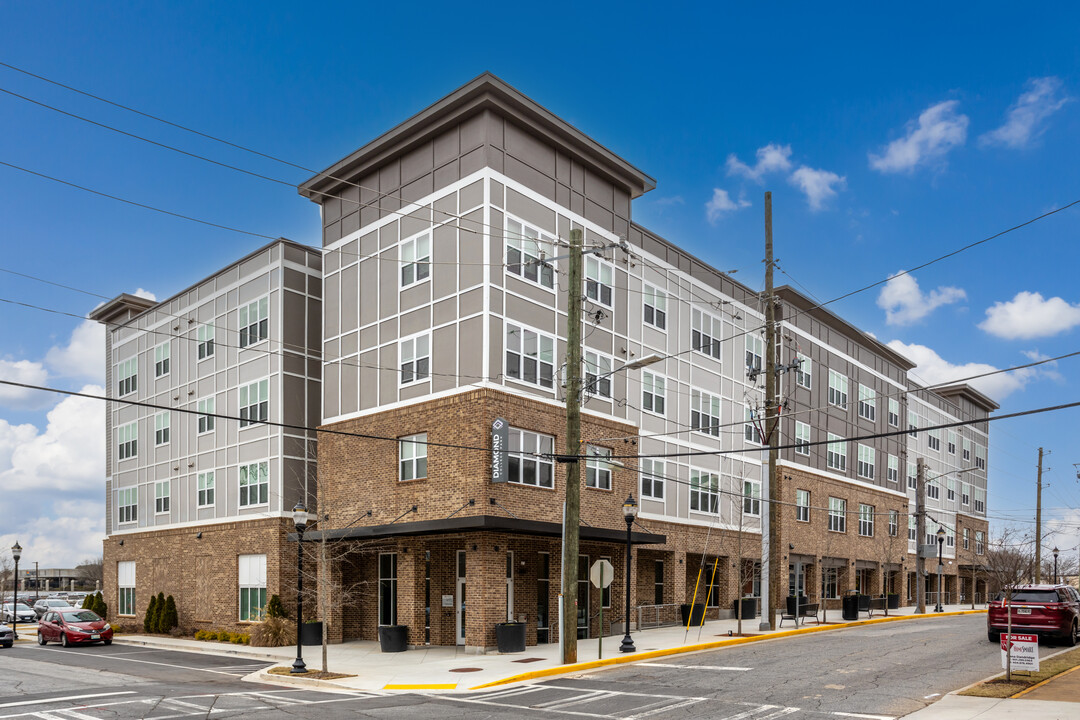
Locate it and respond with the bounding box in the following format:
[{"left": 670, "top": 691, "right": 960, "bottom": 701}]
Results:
[
  {"left": 197, "top": 471, "right": 215, "bottom": 507},
  {"left": 908, "top": 515, "right": 917, "bottom": 541},
  {"left": 821, "top": 567, "right": 839, "bottom": 599},
  {"left": 508, "top": 428, "right": 554, "bottom": 488},
  {"left": 947, "top": 431, "right": 956, "bottom": 455},
  {"left": 858, "top": 504, "right": 874, "bottom": 537},
  {"left": 154, "top": 480, "right": 170, "bottom": 514},
  {"left": 704, "top": 559, "right": 722, "bottom": 607},
  {"left": 641, "top": 458, "right": 664, "bottom": 500},
  {"left": 828, "top": 497, "right": 846, "bottom": 532},
  {"left": 239, "top": 379, "right": 269, "bottom": 427},
  {"left": 908, "top": 411, "right": 918, "bottom": 438},
  {"left": 744, "top": 407, "right": 763, "bottom": 445},
  {"left": 154, "top": 411, "right": 170, "bottom": 446},
  {"left": 643, "top": 285, "right": 667, "bottom": 329},
  {"left": 946, "top": 526, "right": 955, "bottom": 548},
  {"left": 963, "top": 527, "right": 970, "bottom": 550},
  {"left": 927, "top": 481, "right": 940, "bottom": 500},
  {"left": 889, "top": 510, "right": 899, "bottom": 537},
  {"left": 197, "top": 324, "right": 214, "bottom": 359},
  {"left": 197, "top": 397, "right": 215, "bottom": 434},
  {"left": 826, "top": 433, "right": 846, "bottom": 472},
  {"left": 974, "top": 488, "right": 985, "bottom": 514},
  {"left": 947, "top": 477, "right": 956, "bottom": 501},
  {"left": 117, "top": 486, "right": 137, "bottom": 524},
  {"left": 962, "top": 438, "right": 971, "bottom": 461},
  {"left": 794, "top": 421, "right": 810, "bottom": 456},
  {"left": 691, "top": 308, "right": 722, "bottom": 360},
  {"left": 743, "top": 479, "right": 761, "bottom": 516},
  {"left": 976, "top": 531, "right": 985, "bottom": 555},
  {"left": 117, "top": 357, "right": 137, "bottom": 397},
  {"left": 506, "top": 324, "right": 554, "bottom": 389},
  {"left": 907, "top": 462, "right": 917, "bottom": 490},
  {"left": 642, "top": 371, "right": 665, "bottom": 416},
  {"left": 400, "top": 232, "right": 430, "bottom": 287},
  {"left": 654, "top": 560, "right": 664, "bottom": 605},
  {"left": 585, "top": 256, "right": 614, "bottom": 307},
  {"left": 400, "top": 334, "right": 430, "bottom": 385},
  {"left": 928, "top": 430, "right": 941, "bottom": 452},
  {"left": 239, "top": 461, "right": 269, "bottom": 507},
  {"left": 828, "top": 370, "right": 848, "bottom": 409},
  {"left": 585, "top": 446, "right": 612, "bottom": 490},
  {"left": 584, "top": 351, "right": 612, "bottom": 398},
  {"left": 506, "top": 217, "right": 555, "bottom": 289},
  {"left": 118, "top": 421, "right": 138, "bottom": 460},
  {"left": 239, "top": 297, "right": 269, "bottom": 347},
  {"left": 745, "top": 334, "right": 763, "bottom": 377},
  {"left": 690, "top": 389, "right": 720, "bottom": 437},
  {"left": 795, "top": 354, "right": 811, "bottom": 389},
  {"left": 399, "top": 433, "right": 428, "bottom": 481},
  {"left": 858, "top": 385, "right": 876, "bottom": 421},
  {"left": 857, "top": 444, "right": 875, "bottom": 479},
  {"left": 887, "top": 454, "right": 899, "bottom": 484},
  {"left": 238, "top": 554, "right": 267, "bottom": 622},
  {"left": 796, "top": 489, "right": 810, "bottom": 522},
  {"left": 154, "top": 342, "right": 170, "bottom": 378},
  {"left": 690, "top": 470, "right": 719, "bottom": 514},
  {"left": 888, "top": 398, "right": 899, "bottom": 427},
  {"left": 117, "top": 561, "right": 135, "bottom": 616},
  {"left": 379, "top": 553, "right": 398, "bottom": 626},
  {"left": 974, "top": 444, "right": 986, "bottom": 470},
  {"left": 962, "top": 483, "right": 970, "bottom": 506}
]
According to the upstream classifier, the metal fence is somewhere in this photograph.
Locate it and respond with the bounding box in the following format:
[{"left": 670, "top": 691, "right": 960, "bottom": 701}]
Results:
[{"left": 637, "top": 603, "right": 683, "bottom": 629}]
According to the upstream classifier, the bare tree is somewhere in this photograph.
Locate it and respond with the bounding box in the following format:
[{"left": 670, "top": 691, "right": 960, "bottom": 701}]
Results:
[
  {"left": 77, "top": 557, "right": 104, "bottom": 587},
  {"left": 982, "top": 527, "right": 1035, "bottom": 681}
]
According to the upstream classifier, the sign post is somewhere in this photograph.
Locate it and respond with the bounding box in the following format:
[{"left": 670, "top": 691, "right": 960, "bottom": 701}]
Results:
[
  {"left": 1000, "top": 633, "right": 1040, "bottom": 672},
  {"left": 590, "top": 559, "right": 614, "bottom": 659}
]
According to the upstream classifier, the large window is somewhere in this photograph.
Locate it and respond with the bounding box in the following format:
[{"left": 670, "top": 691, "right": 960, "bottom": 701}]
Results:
[
  {"left": 508, "top": 428, "right": 554, "bottom": 488},
  {"left": 400, "top": 334, "right": 430, "bottom": 385},
  {"left": 858, "top": 504, "right": 874, "bottom": 537},
  {"left": 239, "top": 379, "right": 269, "bottom": 427},
  {"left": 858, "top": 385, "right": 876, "bottom": 421},
  {"left": 743, "top": 479, "right": 761, "bottom": 517},
  {"left": 927, "top": 481, "right": 940, "bottom": 500},
  {"left": 585, "top": 446, "right": 612, "bottom": 490},
  {"left": 197, "top": 397, "right": 215, "bottom": 434},
  {"left": 506, "top": 217, "right": 555, "bottom": 289},
  {"left": 154, "top": 342, "right": 170, "bottom": 378},
  {"left": 506, "top": 324, "right": 554, "bottom": 389},
  {"left": 857, "top": 444, "right": 875, "bottom": 480},
  {"left": 908, "top": 462, "right": 917, "bottom": 490},
  {"left": 379, "top": 553, "right": 398, "bottom": 626},
  {"left": 197, "top": 471, "right": 215, "bottom": 507},
  {"left": 909, "top": 515, "right": 917, "bottom": 541},
  {"left": 691, "top": 308, "right": 722, "bottom": 360},
  {"left": 828, "top": 370, "right": 848, "bottom": 409},
  {"left": 976, "top": 530, "right": 985, "bottom": 555},
  {"left": 962, "top": 483, "right": 970, "bottom": 506},
  {"left": 821, "top": 567, "right": 839, "bottom": 600},
  {"left": 400, "top": 232, "right": 430, "bottom": 287},
  {"left": 239, "top": 297, "right": 269, "bottom": 348},
  {"left": 640, "top": 458, "right": 664, "bottom": 500},
  {"left": 974, "top": 488, "right": 986, "bottom": 513},
  {"left": 239, "top": 461, "right": 269, "bottom": 507},
  {"left": 117, "top": 486, "right": 137, "bottom": 524},
  {"left": 117, "top": 357, "right": 137, "bottom": 397},
  {"left": 118, "top": 421, "right": 138, "bottom": 460},
  {"left": 399, "top": 433, "right": 428, "bottom": 481},
  {"left": 975, "top": 444, "right": 986, "bottom": 470},
  {"left": 643, "top": 285, "right": 667, "bottom": 329},
  {"left": 585, "top": 255, "right": 613, "bottom": 307},
  {"left": 962, "top": 438, "right": 971, "bottom": 461},
  {"left": 117, "top": 561, "right": 135, "bottom": 616},
  {"left": 887, "top": 454, "right": 899, "bottom": 484},
  {"left": 947, "top": 431, "right": 957, "bottom": 455},
  {"left": 197, "top": 324, "right": 215, "bottom": 360},
  {"left": 794, "top": 421, "right": 811, "bottom": 456},
  {"left": 584, "top": 350, "right": 612, "bottom": 398},
  {"left": 947, "top": 477, "right": 956, "bottom": 501},
  {"left": 642, "top": 371, "right": 665, "bottom": 416},
  {"left": 795, "top": 354, "right": 811, "bottom": 389},
  {"left": 888, "top": 398, "right": 899, "bottom": 427},
  {"left": 908, "top": 411, "right": 919, "bottom": 438},
  {"left": 154, "top": 411, "right": 170, "bottom": 446},
  {"left": 744, "top": 407, "right": 762, "bottom": 444},
  {"left": 690, "top": 469, "right": 719, "bottom": 514},
  {"left": 828, "top": 497, "right": 846, "bottom": 533},
  {"left": 796, "top": 489, "right": 810, "bottom": 522},
  {"left": 826, "top": 433, "right": 846, "bottom": 472},
  {"left": 928, "top": 430, "right": 941, "bottom": 452},
  {"left": 963, "top": 527, "right": 970, "bottom": 550},
  {"left": 690, "top": 389, "right": 720, "bottom": 436},
  {"left": 238, "top": 554, "right": 267, "bottom": 622},
  {"left": 889, "top": 510, "right": 899, "bottom": 537},
  {"left": 745, "top": 334, "right": 763, "bottom": 376},
  {"left": 154, "top": 480, "right": 170, "bottom": 514}
]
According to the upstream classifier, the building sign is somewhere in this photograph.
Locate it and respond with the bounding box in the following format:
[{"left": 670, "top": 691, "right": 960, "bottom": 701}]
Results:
[
  {"left": 1000, "top": 633, "right": 1039, "bottom": 671},
  {"left": 491, "top": 418, "right": 508, "bottom": 483}
]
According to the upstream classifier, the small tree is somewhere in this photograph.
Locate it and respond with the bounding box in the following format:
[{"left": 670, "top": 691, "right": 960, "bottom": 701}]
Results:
[
  {"left": 152, "top": 592, "right": 167, "bottom": 633},
  {"left": 160, "top": 595, "right": 178, "bottom": 632},
  {"left": 92, "top": 592, "right": 107, "bottom": 619},
  {"left": 81, "top": 594, "right": 93, "bottom": 610},
  {"left": 265, "top": 594, "right": 286, "bottom": 619},
  {"left": 143, "top": 594, "right": 159, "bottom": 633}
]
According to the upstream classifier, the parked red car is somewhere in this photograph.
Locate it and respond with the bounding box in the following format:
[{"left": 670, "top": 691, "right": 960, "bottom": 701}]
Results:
[
  {"left": 987, "top": 584, "right": 1080, "bottom": 645},
  {"left": 37, "top": 609, "right": 112, "bottom": 647}
]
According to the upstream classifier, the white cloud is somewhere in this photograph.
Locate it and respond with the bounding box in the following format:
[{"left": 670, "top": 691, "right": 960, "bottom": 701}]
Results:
[
  {"left": 134, "top": 288, "right": 157, "bottom": 301},
  {"left": 979, "top": 291, "right": 1080, "bottom": 339},
  {"left": 869, "top": 100, "right": 969, "bottom": 173},
  {"left": 726, "top": 144, "right": 793, "bottom": 183},
  {"left": 45, "top": 320, "right": 105, "bottom": 382},
  {"left": 887, "top": 341, "right": 1033, "bottom": 401},
  {"left": 705, "top": 188, "right": 751, "bottom": 223},
  {"left": 0, "top": 359, "right": 50, "bottom": 409},
  {"left": 788, "top": 166, "right": 845, "bottom": 210},
  {"left": 877, "top": 272, "right": 966, "bottom": 325},
  {"left": 980, "top": 77, "right": 1070, "bottom": 149}
]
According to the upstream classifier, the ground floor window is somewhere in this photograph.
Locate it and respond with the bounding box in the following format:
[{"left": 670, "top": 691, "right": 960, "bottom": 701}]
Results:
[
  {"left": 654, "top": 561, "right": 664, "bottom": 605},
  {"left": 379, "top": 553, "right": 398, "bottom": 626},
  {"left": 238, "top": 554, "right": 267, "bottom": 621},
  {"left": 118, "top": 561, "right": 135, "bottom": 616},
  {"left": 704, "top": 557, "right": 722, "bottom": 607},
  {"left": 821, "top": 567, "right": 839, "bottom": 599},
  {"left": 537, "top": 553, "right": 550, "bottom": 643}
]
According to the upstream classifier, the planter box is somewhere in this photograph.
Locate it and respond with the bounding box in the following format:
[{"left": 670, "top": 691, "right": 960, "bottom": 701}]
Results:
[
  {"left": 681, "top": 603, "right": 706, "bottom": 626},
  {"left": 887, "top": 594, "right": 900, "bottom": 610},
  {"left": 378, "top": 625, "right": 408, "bottom": 652},
  {"left": 300, "top": 622, "right": 322, "bottom": 646},
  {"left": 495, "top": 622, "right": 526, "bottom": 653},
  {"left": 732, "top": 597, "right": 756, "bottom": 621}
]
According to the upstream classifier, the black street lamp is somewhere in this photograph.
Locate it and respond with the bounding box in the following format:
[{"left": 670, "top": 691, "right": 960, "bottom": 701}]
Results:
[
  {"left": 620, "top": 494, "right": 638, "bottom": 654},
  {"left": 10, "top": 541, "right": 20, "bottom": 640},
  {"left": 934, "top": 527, "right": 945, "bottom": 613},
  {"left": 291, "top": 503, "right": 308, "bottom": 674},
  {"left": 1053, "top": 546, "right": 1059, "bottom": 585}
]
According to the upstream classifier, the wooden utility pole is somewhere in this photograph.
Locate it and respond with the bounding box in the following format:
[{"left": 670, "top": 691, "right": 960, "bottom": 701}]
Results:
[
  {"left": 916, "top": 458, "right": 927, "bottom": 614},
  {"left": 1035, "top": 447, "right": 1044, "bottom": 583},
  {"left": 761, "top": 191, "right": 779, "bottom": 630},
  {"left": 561, "top": 228, "right": 584, "bottom": 665}
]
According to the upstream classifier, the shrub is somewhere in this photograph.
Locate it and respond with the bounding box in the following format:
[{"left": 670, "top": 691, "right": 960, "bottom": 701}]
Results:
[
  {"left": 249, "top": 616, "right": 296, "bottom": 647},
  {"left": 230, "top": 633, "right": 248, "bottom": 645},
  {"left": 194, "top": 630, "right": 208, "bottom": 641},
  {"left": 160, "top": 596, "right": 178, "bottom": 633},
  {"left": 92, "top": 592, "right": 107, "bottom": 620},
  {"left": 143, "top": 595, "right": 159, "bottom": 633},
  {"left": 152, "top": 592, "right": 166, "bottom": 633},
  {"left": 264, "top": 594, "right": 287, "bottom": 619},
  {"left": 81, "top": 595, "right": 93, "bottom": 610}
]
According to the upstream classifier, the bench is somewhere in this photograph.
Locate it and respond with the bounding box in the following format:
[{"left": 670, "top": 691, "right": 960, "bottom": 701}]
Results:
[
  {"left": 779, "top": 601, "right": 821, "bottom": 627},
  {"left": 867, "top": 597, "right": 888, "bottom": 618}
]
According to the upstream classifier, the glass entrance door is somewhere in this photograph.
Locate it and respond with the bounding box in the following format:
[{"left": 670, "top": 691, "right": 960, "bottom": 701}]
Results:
[{"left": 456, "top": 550, "right": 466, "bottom": 645}]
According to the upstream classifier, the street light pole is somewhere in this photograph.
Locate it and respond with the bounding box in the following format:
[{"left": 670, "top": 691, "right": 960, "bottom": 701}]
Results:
[
  {"left": 1053, "top": 546, "right": 1059, "bottom": 585},
  {"left": 10, "top": 541, "right": 21, "bottom": 640},
  {"left": 291, "top": 503, "right": 308, "bottom": 674},
  {"left": 935, "top": 527, "right": 945, "bottom": 613},
  {"left": 620, "top": 495, "right": 638, "bottom": 654}
]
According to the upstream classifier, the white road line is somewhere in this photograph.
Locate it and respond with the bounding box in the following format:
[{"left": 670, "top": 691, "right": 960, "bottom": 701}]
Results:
[
  {"left": 721, "top": 706, "right": 782, "bottom": 720},
  {"left": 0, "top": 693, "right": 136, "bottom": 709},
  {"left": 53, "top": 710, "right": 105, "bottom": 720},
  {"left": 533, "top": 689, "right": 617, "bottom": 709},
  {"left": 624, "top": 698, "right": 705, "bottom": 720},
  {"left": 756, "top": 709, "right": 800, "bottom": 719},
  {"left": 831, "top": 713, "right": 895, "bottom": 720},
  {"left": 636, "top": 662, "right": 752, "bottom": 671},
  {"left": 37, "top": 648, "right": 248, "bottom": 676}
]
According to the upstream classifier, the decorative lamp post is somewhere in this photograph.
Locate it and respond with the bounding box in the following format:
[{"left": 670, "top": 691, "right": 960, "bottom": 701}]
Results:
[
  {"left": 620, "top": 494, "right": 638, "bottom": 653},
  {"left": 1053, "top": 547, "right": 1059, "bottom": 585},
  {"left": 291, "top": 503, "right": 308, "bottom": 674},
  {"left": 935, "top": 527, "right": 945, "bottom": 613},
  {"left": 10, "top": 542, "right": 20, "bottom": 640}
]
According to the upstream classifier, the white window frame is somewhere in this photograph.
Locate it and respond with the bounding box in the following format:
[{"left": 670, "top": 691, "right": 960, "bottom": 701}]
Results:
[
  {"left": 197, "top": 471, "right": 215, "bottom": 507},
  {"left": 585, "top": 446, "right": 612, "bottom": 490},
  {"left": 828, "top": 497, "right": 846, "bottom": 533},
  {"left": 691, "top": 308, "right": 723, "bottom": 361},
  {"left": 585, "top": 255, "right": 614, "bottom": 307},
  {"left": 154, "top": 411, "right": 170, "bottom": 446},
  {"left": 828, "top": 370, "right": 848, "bottom": 409},
  {"left": 508, "top": 428, "right": 555, "bottom": 488},
  {"left": 505, "top": 216, "right": 556, "bottom": 290},
  {"left": 927, "top": 481, "right": 940, "bottom": 500},
  {"left": 858, "top": 384, "right": 876, "bottom": 421},
  {"left": 857, "top": 444, "right": 875, "bottom": 480},
  {"left": 117, "top": 421, "right": 138, "bottom": 461},
  {"left": 907, "top": 462, "right": 918, "bottom": 490},
  {"left": 117, "top": 486, "right": 137, "bottom": 525},
  {"left": 690, "top": 469, "right": 719, "bottom": 514},
  {"left": 239, "top": 461, "right": 269, "bottom": 507},
  {"left": 238, "top": 554, "right": 267, "bottom": 622},
  {"left": 888, "top": 398, "right": 899, "bottom": 427},
  {"left": 976, "top": 531, "right": 985, "bottom": 555},
  {"left": 117, "top": 357, "right": 137, "bottom": 397},
  {"left": 947, "top": 477, "right": 956, "bottom": 501},
  {"left": 909, "top": 515, "right": 918, "bottom": 541},
  {"left": 826, "top": 433, "right": 846, "bottom": 472},
  {"left": 796, "top": 488, "right": 810, "bottom": 522},
  {"left": 197, "top": 396, "right": 215, "bottom": 434},
  {"left": 197, "top": 324, "right": 215, "bottom": 360},
  {"left": 399, "top": 433, "right": 428, "bottom": 482},
  {"left": 400, "top": 333, "right": 431, "bottom": 385},
  {"left": 962, "top": 438, "right": 971, "bottom": 461},
  {"left": 961, "top": 483, "right": 970, "bottom": 506},
  {"left": 378, "top": 553, "right": 398, "bottom": 626},
  {"left": 794, "top": 421, "right": 810, "bottom": 456},
  {"left": 400, "top": 231, "right": 431, "bottom": 288},
  {"left": 795, "top": 354, "right": 811, "bottom": 389},
  {"left": 154, "top": 342, "right": 170, "bottom": 378},
  {"left": 154, "top": 480, "right": 170, "bottom": 514},
  {"left": 239, "top": 378, "right": 269, "bottom": 428},
  {"left": 117, "top": 561, "right": 135, "bottom": 616},
  {"left": 858, "top": 504, "right": 874, "bottom": 537},
  {"left": 641, "top": 371, "right": 666, "bottom": 416},
  {"left": 928, "top": 430, "right": 941, "bottom": 452},
  {"left": 239, "top": 297, "right": 269, "bottom": 348},
  {"left": 947, "top": 431, "right": 956, "bottom": 455},
  {"left": 584, "top": 350, "right": 613, "bottom": 399},
  {"left": 744, "top": 406, "right": 763, "bottom": 445},
  {"left": 506, "top": 323, "right": 555, "bottom": 390},
  {"left": 743, "top": 479, "right": 761, "bottom": 517},
  {"left": 908, "top": 411, "right": 919, "bottom": 438},
  {"left": 643, "top": 284, "right": 667, "bottom": 330},
  {"left": 889, "top": 510, "right": 899, "bottom": 537},
  {"left": 640, "top": 458, "right": 664, "bottom": 500},
  {"left": 745, "top": 334, "right": 763, "bottom": 376},
  {"left": 887, "top": 454, "right": 899, "bottom": 484},
  {"left": 974, "top": 488, "right": 986, "bottom": 514},
  {"left": 690, "top": 389, "right": 720, "bottom": 437}
]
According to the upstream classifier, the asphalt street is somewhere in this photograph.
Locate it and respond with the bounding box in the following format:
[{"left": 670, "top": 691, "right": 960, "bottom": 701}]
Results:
[{"left": 0, "top": 614, "right": 1067, "bottom": 720}]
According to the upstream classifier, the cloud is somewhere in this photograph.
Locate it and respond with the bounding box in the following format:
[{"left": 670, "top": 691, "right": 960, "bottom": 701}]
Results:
[
  {"left": 0, "top": 359, "right": 50, "bottom": 409},
  {"left": 869, "top": 100, "right": 969, "bottom": 173},
  {"left": 979, "top": 291, "right": 1080, "bottom": 339},
  {"left": 134, "top": 288, "right": 157, "bottom": 301},
  {"left": 705, "top": 189, "right": 751, "bottom": 223},
  {"left": 45, "top": 320, "right": 105, "bottom": 382},
  {"left": 877, "top": 272, "right": 966, "bottom": 325},
  {"left": 726, "top": 144, "right": 793, "bottom": 183},
  {"left": 788, "top": 166, "right": 845, "bottom": 210},
  {"left": 980, "top": 77, "right": 1070, "bottom": 149},
  {"left": 887, "top": 341, "right": 1033, "bottom": 401}
]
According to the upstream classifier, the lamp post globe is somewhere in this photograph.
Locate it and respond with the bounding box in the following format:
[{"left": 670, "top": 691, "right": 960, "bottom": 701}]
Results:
[
  {"left": 1053, "top": 546, "right": 1059, "bottom": 585},
  {"left": 291, "top": 503, "right": 308, "bottom": 674},
  {"left": 10, "top": 542, "right": 21, "bottom": 640},
  {"left": 620, "top": 494, "right": 638, "bottom": 654},
  {"left": 935, "top": 527, "right": 945, "bottom": 613}
]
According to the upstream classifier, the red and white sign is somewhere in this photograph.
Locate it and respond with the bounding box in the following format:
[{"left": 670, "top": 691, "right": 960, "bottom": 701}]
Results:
[{"left": 999, "top": 633, "right": 1040, "bottom": 671}]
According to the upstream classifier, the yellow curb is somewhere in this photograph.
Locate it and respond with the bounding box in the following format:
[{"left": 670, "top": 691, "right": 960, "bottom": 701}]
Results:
[
  {"left": 383, "top": 683, "right": 458, "bottom": 690},
  {"left": 469, "top": 609, "right": 986, "bottom": 690},
  {"left": 1010, "top": 662, "right": 1080, "bottom": 699}
]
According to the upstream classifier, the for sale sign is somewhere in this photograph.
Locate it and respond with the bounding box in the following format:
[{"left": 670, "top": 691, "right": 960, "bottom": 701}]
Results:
[{"left": 1000, "top": 633, "right": 1040, "bottom": 671}]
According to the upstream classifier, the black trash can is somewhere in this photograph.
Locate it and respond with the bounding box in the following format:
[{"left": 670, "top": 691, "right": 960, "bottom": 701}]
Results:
[
  {"left": 842, "top": 594, "right": 859, "bottom": 621},
  {"left": 495, "top": 622, "right": 526, "bottom": 653},
  {"left": 733, "top": 597, "right": 756, "bottom": 621},
  {"left": 300, "top": 621, "right": 323, "bottom": 646},
  {"left": 378, "top": 625, "right": 408, "bottom": 652},
  {"left": 680, "top": 603, "right": 706, "bottom": 626},
  {"left": 887, "top": 594, "right": 900, "bottom": 610}
]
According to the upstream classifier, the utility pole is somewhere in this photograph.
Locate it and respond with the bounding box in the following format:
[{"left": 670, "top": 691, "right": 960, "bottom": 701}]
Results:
[
  {"left": 561, "top": 227, "right": 584, "bottom": 665},
  {"left": 1035, "top": 447, "right": 1043, "bottom": 583},
  {"left": 760, "top": 191, "right": 779, "bottom": 631},
  {"left": 916, "top": 458, "right": 927, "bottom": 614}
]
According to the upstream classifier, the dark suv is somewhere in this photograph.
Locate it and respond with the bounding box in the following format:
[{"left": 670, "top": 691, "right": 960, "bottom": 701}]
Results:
[{"left": 987, "top": 584, "right": 1080, "bottom": 645}]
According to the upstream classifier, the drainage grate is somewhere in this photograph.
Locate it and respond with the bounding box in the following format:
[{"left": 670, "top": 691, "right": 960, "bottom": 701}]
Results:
[
  {"left": 511, "top": 657, "right": 546, "bottom": 663},
  {"left": 449, "top": 667, "right": 483, "bottom": 673}
]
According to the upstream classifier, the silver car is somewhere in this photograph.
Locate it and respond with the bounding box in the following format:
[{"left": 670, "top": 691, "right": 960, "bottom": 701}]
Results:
[
  {"left": 33, "top": 599, "right": 75, "bottom": 619},
  {"left": 1, "top": 603, "right": 36, "bottom": 623}
]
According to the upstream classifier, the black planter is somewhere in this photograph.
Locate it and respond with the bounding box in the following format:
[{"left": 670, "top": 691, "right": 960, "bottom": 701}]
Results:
[
  {"left": 494, "top": 622, "right": 526, "bottom": 653},
  {"left": 887, "top": 594, "right": 900, "bottom": 610},
  {"left": 786, "top": 595, "right": 808, "bottom": 617},
  {"left": 680, "top": 603, "right": 706, "bottom": 626},
  {"left": 733, "top": 597, "right": 756, "bottom": 621},
  {"left": 300, "top": 621, "right": 323, "bottom": 646},
  {"left": 378, "top": 625, "right": 408, "bottom": 652}
]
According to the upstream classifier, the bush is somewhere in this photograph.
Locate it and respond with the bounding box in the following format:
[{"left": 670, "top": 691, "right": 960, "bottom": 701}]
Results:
[
  {"left": 230, "top": 633, "right": 248, "bottom": 645},
  {"left": 194, "top": 630, "right": 208, "bottom": 641},
  {"left": 144, "top": 595, "right": 159, "bottom": 633},
  {"left": 81, "top": 595, "right": 93, "bottom": 610},
  {"left": 249, "top": 616, "right": 296, "bottom": 647},
  {"left": 264, "top": 594, "right": 287, "bottom": 619},
  {"left": 92, "top": 592, "right": 107, "bottom": 620},
  {"left": 159, "top": 596, "right": 178, "bottom": 633},
  {"left": 152, "top": 592, "right": 166, "bottom": 633}
]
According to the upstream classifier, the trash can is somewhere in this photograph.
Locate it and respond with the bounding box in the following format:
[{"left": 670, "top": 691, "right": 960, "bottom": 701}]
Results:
[
  {"left": 842, "top": 593, "right": 859, "bottom": 621},
  {"left": 378, "top": 625, "right": 408, "bottom": 652},
  {"left": 494, "top": 622, "right": 526, "bottom": 653},
  {"left": 680, "top": 603, "right": 706, "bottom": 626}
]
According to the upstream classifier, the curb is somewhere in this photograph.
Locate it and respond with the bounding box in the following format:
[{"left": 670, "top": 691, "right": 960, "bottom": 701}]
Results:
[
  {"left": 1011, "top": 662, "right": 1080, "bottom": 698},
  {"left": 113, "top": 637, "right": 284, "bottom": 662}
]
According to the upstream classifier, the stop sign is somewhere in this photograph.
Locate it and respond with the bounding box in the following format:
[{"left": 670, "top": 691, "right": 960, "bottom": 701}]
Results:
[{"left": 590, "top": 559, "right": 614, "bottom": 588}]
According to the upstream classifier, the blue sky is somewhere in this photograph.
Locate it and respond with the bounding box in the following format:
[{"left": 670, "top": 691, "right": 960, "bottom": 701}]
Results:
[{"left": 1, "top": 2, "right": 1079, "bottom": 571}]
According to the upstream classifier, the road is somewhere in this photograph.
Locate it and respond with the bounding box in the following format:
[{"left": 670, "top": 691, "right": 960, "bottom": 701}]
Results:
[{"left": 0, "top": 615, "right": 1066, "bottom": 720}]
